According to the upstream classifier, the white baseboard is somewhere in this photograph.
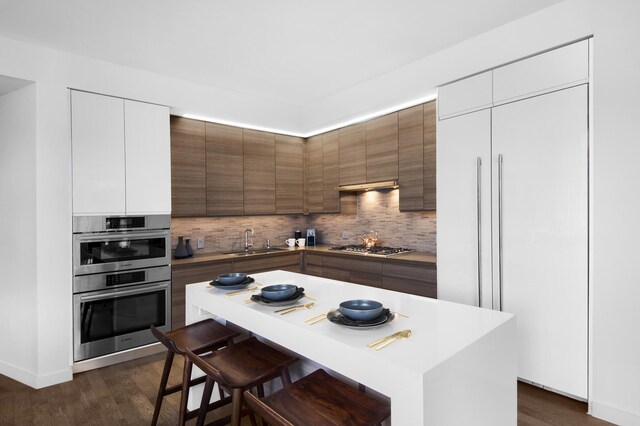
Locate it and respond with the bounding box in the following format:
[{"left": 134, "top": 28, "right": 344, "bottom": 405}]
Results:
[
  {"left": 35, "top": 368, "right": 73, "bottom": 388},
  {"left": 0, "top": 360, "right": 72, "bottom": 389},
  {"left": 0, "top": 360, "right": 38, "bottom": 388},
  {"left": 591, "top": 401, "right": 640, "bottom": 425}
]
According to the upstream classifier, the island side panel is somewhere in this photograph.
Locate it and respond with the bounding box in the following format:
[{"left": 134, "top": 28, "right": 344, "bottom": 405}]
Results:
[{"left": 422, "top": 316, "right": 517, "bottom": 425}]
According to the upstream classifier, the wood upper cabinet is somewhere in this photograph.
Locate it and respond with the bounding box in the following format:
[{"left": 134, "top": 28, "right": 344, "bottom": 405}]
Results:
[
  {"left": 206, "top": 122, "right": 244, "bottom": 215},
  {"left": 170, "top": 116, "right": 206, "bottom": 216},
  {"left": 338, "top": 123, "right": 366, "bottom": 185},
  {"left": 276, "top": 135, "right": 304, "bottom": 214},
  {"left": 366, "top": 112, "right": 398, "bottom": 182},
  {"left": 243, "top": 129, "right": 276, "bottom": 215},
  {"left": 307, "top": 135, "right": 324, "bottom": 213},
  {"left": 398, "top": 104, "right": 424, "bottom": 211},
  {"left": 322, "top": 130, "right": 340, "bottom": 213},
  {"left": 397, "top": 100, "right": 436, "bottom": 211},
  {"left": 423, "top": 101, "right": 436, "bottom": 210}
]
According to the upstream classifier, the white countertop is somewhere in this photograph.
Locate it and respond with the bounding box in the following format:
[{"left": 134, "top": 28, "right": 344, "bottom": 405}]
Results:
[{"left": 185, "top": 270, "right": 516, "bottom": 425}]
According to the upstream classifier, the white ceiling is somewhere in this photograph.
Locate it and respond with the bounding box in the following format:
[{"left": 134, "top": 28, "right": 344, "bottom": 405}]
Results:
[{"left": 0, "top": 0, "right": 562, "bottom": 107}]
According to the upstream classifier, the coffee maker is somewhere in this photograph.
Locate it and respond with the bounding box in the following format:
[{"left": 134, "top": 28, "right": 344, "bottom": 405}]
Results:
[{"left": 306, "top": 229, "right": 316, "bottom": 246}]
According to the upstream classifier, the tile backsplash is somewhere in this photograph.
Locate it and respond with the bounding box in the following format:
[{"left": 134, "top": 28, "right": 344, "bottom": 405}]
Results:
[
  {"left": 307, "top": 189, "right": 436, "bottom": 253},
  {"left": 172, "top": 189, "right": 436, "bottom": 255}
]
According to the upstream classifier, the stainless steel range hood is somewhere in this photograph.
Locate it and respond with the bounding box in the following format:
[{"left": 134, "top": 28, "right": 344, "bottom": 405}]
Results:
[{"left": 336, "top": 180, "right": 399, "bottom": 192}]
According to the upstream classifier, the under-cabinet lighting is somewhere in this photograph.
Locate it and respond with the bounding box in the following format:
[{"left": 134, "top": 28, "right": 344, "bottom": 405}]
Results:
[
  {"left": 337, "top": 180, "right": 399, "bottom": 192},
  {"left": 179, "top": 93, "right": 437, "bottom": 139}
]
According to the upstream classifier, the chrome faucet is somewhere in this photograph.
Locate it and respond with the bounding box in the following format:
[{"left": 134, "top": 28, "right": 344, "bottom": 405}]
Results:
[{"left": 244, "top": 228, "right": 255, "bottom": 252}]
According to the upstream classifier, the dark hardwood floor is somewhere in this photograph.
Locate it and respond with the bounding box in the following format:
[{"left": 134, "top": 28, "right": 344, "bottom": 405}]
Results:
[{"left": 0, "top": 353, "right": 613, "bottom": 425}]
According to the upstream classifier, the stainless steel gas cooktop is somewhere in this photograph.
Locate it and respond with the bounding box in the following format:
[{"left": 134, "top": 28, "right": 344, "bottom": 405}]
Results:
[{"left": 329, "top": 245, "right": 413, "bottom": 257}]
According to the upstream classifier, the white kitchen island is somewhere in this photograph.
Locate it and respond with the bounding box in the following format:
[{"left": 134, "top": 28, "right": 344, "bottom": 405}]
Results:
[{"left": 185, "top": 270, "right": 516, "bottom": 425}]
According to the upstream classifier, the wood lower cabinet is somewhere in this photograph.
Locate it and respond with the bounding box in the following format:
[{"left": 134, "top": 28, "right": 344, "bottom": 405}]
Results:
[
  {"left": 243, "top": 129, "right": 276, "bottom": 215},
  {"left": 171, "top": 261, "right": 233, "bottom": 329},
  {"left": 206, "top": 122, "right": 244, "bottom": 215},
  {"left": 366, "top": 112, "right": 398, "bottom": 182},
  {"left": 304, "top": 252, "right": 435, "bottom": 297},
  {"left": 170, "top": 116, "right": 206, "bottom": 216},
  {"left": 275, "top": 135, "right": 304, "bottom": 214},
  {"left": 233, "top": 253, "right": 302, "bottom": 274},
  {"left": 382, "top": 262, "right": 437, "bottom": 298},
  {"left": 171, "top": 252, "right": 303, "bottom": 329}
]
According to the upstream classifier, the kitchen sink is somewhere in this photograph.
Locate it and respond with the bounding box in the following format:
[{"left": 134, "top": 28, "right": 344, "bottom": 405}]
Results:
[{"left": 223, "top": 247, "right": 287, "bottom": 256}]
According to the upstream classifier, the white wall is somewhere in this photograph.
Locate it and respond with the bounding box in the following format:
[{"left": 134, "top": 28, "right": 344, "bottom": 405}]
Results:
[{"left": 0, "top": 83, "right": 38, "bottom": 386}]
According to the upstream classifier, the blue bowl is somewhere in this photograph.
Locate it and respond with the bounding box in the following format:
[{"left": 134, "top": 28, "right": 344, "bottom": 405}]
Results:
[
  {"left": 217, "top": 272, "right": 247, "bottom": 285},
  {"left": 339, "top": 300, "right": 383, "bottom": 321},
  {"left": 261, "top": 284, "right": 297, "bottom": 301}
]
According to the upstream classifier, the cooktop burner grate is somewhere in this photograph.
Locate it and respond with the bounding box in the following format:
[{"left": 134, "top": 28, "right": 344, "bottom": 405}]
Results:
[{"left": 329, "top": 245, "right": 413, "bottom": 257}]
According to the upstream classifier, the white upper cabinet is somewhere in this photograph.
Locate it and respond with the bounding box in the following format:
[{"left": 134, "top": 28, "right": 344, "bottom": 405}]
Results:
[
  {"left": 493, "top": 39, "right": 589, "bottom": 105},
  {"left": 124, "top": 100, "right": 171, "bottom": 214},
  {"left": 71, "top": 91, "right": 171, "bottom": 215},
  {"left": 437, "top": 71, "right": 493, "bottom": 120},
  {"left": 72, "top": 91, "right": 126, "bottom": 215}
]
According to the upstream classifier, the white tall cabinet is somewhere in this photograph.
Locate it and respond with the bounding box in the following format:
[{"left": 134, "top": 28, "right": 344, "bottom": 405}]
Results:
[
  {"left": 437, "top": 40, "right": 589, "bottom": 399},
  {"left": 71, "top": 90, "right": 171, "bottom": 215}
]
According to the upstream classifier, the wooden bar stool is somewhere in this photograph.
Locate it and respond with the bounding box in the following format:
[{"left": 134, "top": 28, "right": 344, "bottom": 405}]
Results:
[
  {"left": 150, "top": 319, "right": 240, "bottom": 426},
  {"left": 243, "top": 369, "right": 391, "bottom": 426},
  {"left": 185, "top": 336, "right": 298, "bottom": 426}
]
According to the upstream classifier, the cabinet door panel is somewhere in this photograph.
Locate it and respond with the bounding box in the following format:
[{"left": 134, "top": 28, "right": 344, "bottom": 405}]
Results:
[
  {"left": 306, "top": 135, "right": 324, "bottom": 213},
  {"left": 423, "top": 102, "right": 437, "bottom": 210},
  {"left": 436, "top": 109, "right": 492, "bottom": 308},
  {"left": 170, "top": 117, "right": 206, "bottom": 216},
  {"left": 124, "top": 100, "right": 171, "bottom": 214},
  {"left": 206, "top": 123, "right": 244, "bottom": 215},
  {"left": 493, "top": 40, "right": 588, "bottom": 105},
  {"left": 366, "top": 112, "right": 398, "bottom": 182},
  {"left": 171, "top": 262, "right": 233, "bottom": 329},
  {"left": 491, "top": 85, "right": 587, "bottom": 399},
  {"left": 322, "top": 130, "right": 340, "bottom": 212},
  {"left": 276, "top": 135, "right": 304, "bottom": 214},
  {"left": 339, "top": 123, "right": 366, "bottom": 185},
  {"left": 72, "top": 91, "right": 125, "bottom": 215},
  {"left": 243, "top": 130, "right": 276, "bottom": 215},
  {"left": 234, "top": 253, "right": 301, "bottom": 274},
  {"left": 438, "top": 71, "right": 493, "bottom": 120},
  {"left": 398, "top": 105, "right": 424, "bottom": 211},
  {"left": 383, "top": 276, "right": 436, "bottom": 298}
]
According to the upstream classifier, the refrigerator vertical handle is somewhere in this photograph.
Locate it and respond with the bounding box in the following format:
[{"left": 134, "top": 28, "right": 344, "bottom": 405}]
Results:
[
  {"left": 476, "top": 157, "right": 482, "bottom": 308},
  {"left": 498, "top": 154, "right": 504, "bottom": 311}
]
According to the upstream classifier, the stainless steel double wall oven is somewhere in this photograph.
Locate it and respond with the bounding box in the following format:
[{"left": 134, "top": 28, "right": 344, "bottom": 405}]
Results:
[{"left": 72, "top": 215, "right": 171, "bottom": 361}]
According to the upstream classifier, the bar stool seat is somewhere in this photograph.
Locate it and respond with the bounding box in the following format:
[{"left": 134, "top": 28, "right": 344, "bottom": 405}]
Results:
[
  {"left": 150, "top": 319, "right": 240, "bottom": 426},
  {"left": 244, "top": 369, "right": 391, "bottom": 426},
  {"left": 185, "top": 336, "right": 298, "bottom": 426}
]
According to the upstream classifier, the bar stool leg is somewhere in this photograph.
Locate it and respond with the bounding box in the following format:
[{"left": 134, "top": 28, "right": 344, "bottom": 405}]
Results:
[
  {"left": 280, "top": 367, "right": 292, "bottom": 386},
  {"left": 178, "top": 358, "right": 193, "bottom": 426},
  {"left": 151, "top": 350, "right": 174, "bottom": 426},
  {"left": 195, "top": 376, "right": 215, "bottom": 426},
  {"left": 230, "top": 388, "right": 244, "bottom": 426}
]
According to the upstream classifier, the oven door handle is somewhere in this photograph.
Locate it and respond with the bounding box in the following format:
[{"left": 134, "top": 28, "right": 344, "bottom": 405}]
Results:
[
  {"left": 74, "top": 230, "right": 170, "bottom": 243},
  {"left": 78, "top": 282, "right": 170, "bottom": 302}
]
